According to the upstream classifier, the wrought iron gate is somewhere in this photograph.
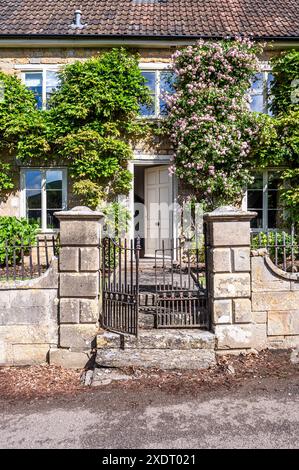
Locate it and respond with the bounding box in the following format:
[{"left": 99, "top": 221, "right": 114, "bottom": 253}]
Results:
[
  {"left": 101, "top": 238, "right": 140, "bottom": 336},
  {"left": 101, "top": 234, "right": 209, "bottom": 336},
  {"left": 154, "top": 238, "right": 208, "bottom": 328}
]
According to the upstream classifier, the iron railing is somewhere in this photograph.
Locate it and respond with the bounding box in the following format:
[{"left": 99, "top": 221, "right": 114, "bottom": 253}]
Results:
[
  {"left": 251, "top": 228, "right": 298, "bottom": 273},
  {"left": 0, "top": 235, "right": 58, "bottom": 281}
]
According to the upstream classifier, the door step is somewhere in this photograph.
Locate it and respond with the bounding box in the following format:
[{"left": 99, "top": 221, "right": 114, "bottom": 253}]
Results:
[{"left": 96, "top": 329, "right": 216, "bottom": 370}]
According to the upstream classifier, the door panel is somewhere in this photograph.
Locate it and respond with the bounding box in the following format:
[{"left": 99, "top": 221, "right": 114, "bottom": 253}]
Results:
[{"left": 145, "top": 166, "right": 172, "bottom": 256}]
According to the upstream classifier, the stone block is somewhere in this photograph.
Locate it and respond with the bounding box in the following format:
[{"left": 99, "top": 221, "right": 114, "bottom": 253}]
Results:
[
  {"left": 232, "top": 247, "right": 250, "bottom": 272},
  {"left": 60, "top": 273, "right": 98, "bottom": 297},
  {"left": 213, "top": 299, "right": 232, "bottom": 324},
  {"left": 0, "top": 323, "right": 58, "bottom": 347},
  {"left": 212, "top": 248, "right": 231, "bottom": 273},
  {"left": 80, "top": 247, "right": 99, "bottom": 272},
  {"left": 233, "top": 298, "right": 252, "bottom": 323},
  {"left": 59, "top": 324, "right": 98, "bottom": 349},
  {"left": 268, "top": 310, "right": 299, "bottom": 336},
  {"left": 11, "top": 344, "right": 49, "bottom": 365},
  {"left": 252, "top": 291, "right": 299, "bottom": 311},
  {"left": 215, "top": 323, "right": 267, "bottom": 350},
  {"left": 252, "top": 310, "right": 267, "bottom": 324},
  {"left": 49, "top": 348, "right": 91, "bottom": 369},
  {"left": 96, "top": 348, "right": 216, "bottom": 370},
  {"left": 59, "top": 247, "right": 79, "bottom": 272},
  {"left": 80, "top": 299, "right": 99, "bottom": 323},
  {"left": 60, "top": 299, "right": 80, "bottom": 323},
  {"left": 251, "top": 256, "right": 291, "bottom": 292},
  {"left": 213, "top": 273, "right": 251, "bottom": 298},
  {"left": 60, "top": 220, "right": 100, "bottom": 246},
  {"left": 0, "top": 289, "right": 58, "bottom": 325},
  {"left": 211, "top": 221, "right": 250, "bottom": 247}
]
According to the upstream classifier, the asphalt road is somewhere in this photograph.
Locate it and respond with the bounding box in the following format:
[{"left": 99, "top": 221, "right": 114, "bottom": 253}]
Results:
[{"left": 0, "top": 376, "right": 298, "bottom": 449}]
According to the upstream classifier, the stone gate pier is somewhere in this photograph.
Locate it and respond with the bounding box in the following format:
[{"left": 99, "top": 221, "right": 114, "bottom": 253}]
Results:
[
  {"left": 204, "top": 206, "right": 299, "bottom": 354},
  {"left": 50, "top": 206, "right": 104, "bottom": 368}
]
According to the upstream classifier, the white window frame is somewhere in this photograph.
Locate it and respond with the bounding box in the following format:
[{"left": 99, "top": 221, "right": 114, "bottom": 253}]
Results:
[
  {"left": 244, "top": 169, "right": 284, "bottom": 232},
  {"left": 20, "top": 167, "right": 68, "bottom": 233},
  {"left": 249, "top": 62, "right": 273, "bottom": 115},
  {"left": 139, "top": 62, "right": 172, "bottom": 119},
  {"left": 15, "top": 64, "right": 62, "bottom": 110}
]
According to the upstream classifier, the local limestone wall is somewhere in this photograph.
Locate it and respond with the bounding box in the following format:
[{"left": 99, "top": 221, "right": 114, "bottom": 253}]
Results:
[
  {"left": 205, "top": 206, "right": 299, "bottom": 354},
  {"left": 0, "top": 258, "right": 59, "bottom": 365},
  {"left": 251, "top": 250, "right": 299, "bottom": 350}
]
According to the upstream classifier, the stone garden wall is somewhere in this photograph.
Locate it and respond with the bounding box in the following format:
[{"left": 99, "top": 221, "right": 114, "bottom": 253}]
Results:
[
  {"left": 251, "top": 250, "right": 299, "bottom": 350},
  {"left": 0, "top": 205, "right": 298, "bottom": 368},
  {"left": 0, "top": 258, "right": 59, "bottom": 365}
]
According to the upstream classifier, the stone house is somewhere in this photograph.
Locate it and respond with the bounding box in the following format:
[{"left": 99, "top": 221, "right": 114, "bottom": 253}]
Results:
[{"left": 0, "top": 0, "right": 298, "bottom": 253}]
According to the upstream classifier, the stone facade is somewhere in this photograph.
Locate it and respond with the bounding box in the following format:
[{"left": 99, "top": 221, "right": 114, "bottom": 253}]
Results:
[{"left": 0, "top": 45, "right": 274, "bottom": 220}]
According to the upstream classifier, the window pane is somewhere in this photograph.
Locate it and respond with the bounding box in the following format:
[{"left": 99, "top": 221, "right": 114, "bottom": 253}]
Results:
[
  {"left": 160, "top": 71, "right": 176, "bottom": 94},
  {"left": 268, "top": 190, "right": 278, "bottom": 209},
  {"left": 46, "top": 71, "right": 59, "bottom": 109},
  {"left": 27, "top": 209, "right": 42, "bottom": 227},
  {"left": 141, "top": 72, "right": 156, "bottom": 93},
  {"left": 25, "top": 72, "right": 43, "bottom": 109},
  {"left": 250, "top": 94, "right": 264, "bottom": 112},
  {"left": 247, "top": 190, "right": 263, "bottom": 209},
  {"left": 268, "top": 171, "right": 281, "bottom": 189},
  {"left": 267, "top": 73, "right": 274, "bottom": 92},
  {"left": 251, "top": 73, "right": 264, "bottom": 92},
  {"left": 139, "top": 101, "right": 155, "bottom": 116},
  {"left": 140, "top": 72, "right": 156, "bottom": 116},
  {"left": 25, "top": 170, "right": 42, "bottom": 189},
  {"left": 26, "top": 189, "right": 41, "bottom": 209},
  {"left": 47, "top": 210, "right": 60, "bottom": 229},
  {"left": 250, "top": 210, "right": 263, "bottom": 229},
  {"left": 160, "top": 71, "right": 175, "bottom": 116},
  {"left": 46, "top": 170, "right": 63, "bottom": 190},
  {"left": 268, "top": 210, "right": 282, "bottom": 229},
  {"left": 248, "top": 173, "right": 263, "bottom": 190},
  {"left": 47, "top": 190, "right": 62, "bottom": 209}
]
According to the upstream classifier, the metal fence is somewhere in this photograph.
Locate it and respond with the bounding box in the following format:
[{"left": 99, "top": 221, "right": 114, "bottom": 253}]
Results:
[
  {"left": 0, "top": 235, "right": 58, "bottom": 281},
  {"left": 251, "top": 228, "right": 298, "bottom": 273}
]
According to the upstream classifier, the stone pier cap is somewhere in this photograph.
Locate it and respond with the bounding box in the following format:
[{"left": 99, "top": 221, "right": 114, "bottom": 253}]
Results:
[
  {"left": 203, "top": 206, "right": 257, "bottom": 222},
  {"left": 54, "top": 206, "right": 104, "bottom": 221}
]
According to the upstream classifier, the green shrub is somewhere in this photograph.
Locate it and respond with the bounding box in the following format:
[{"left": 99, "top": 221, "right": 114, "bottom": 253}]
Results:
[
  {"left": 0, "top": 216, "right": 39, "bottom": 265},
  {"left": 251, "top": 231, "right": 298, "bottom": 262}
]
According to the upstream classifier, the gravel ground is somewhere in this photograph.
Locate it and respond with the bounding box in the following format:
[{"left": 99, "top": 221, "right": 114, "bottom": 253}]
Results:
[{"left": 0, "top": 350, "right": 298, "bottom": 449}]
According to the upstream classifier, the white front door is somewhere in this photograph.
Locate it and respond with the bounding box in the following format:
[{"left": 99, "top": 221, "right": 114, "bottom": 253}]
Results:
[{"left": 145, "top": 166, "right": 172, "bottom": 256}]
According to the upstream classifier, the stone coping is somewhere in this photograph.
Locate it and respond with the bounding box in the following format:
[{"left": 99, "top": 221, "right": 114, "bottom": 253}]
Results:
[
  {"left": 251, "top": 249, "right": 299, "bottom": 281},
  {"left": 0, "top": 257, "right": 58, "bottom": 290},
  {"left": 54, "top": 206, "right": 104, "bottom": 221}
]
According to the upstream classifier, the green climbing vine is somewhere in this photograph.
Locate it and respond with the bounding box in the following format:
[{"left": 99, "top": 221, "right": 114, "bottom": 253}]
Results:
[{"left": 0, "top": 48, "right": 151, "bottom": 208}]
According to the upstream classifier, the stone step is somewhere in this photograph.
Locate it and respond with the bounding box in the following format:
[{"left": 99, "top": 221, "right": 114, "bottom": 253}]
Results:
[
  {"left": 96, "top": 348, "right": 216, "bottom": 370},
  {"left": 97, "top": 329, "right": 215, "bottom": 351}
]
